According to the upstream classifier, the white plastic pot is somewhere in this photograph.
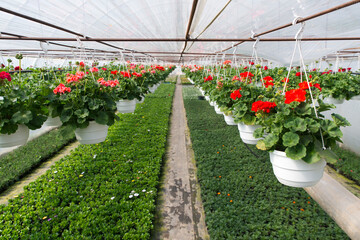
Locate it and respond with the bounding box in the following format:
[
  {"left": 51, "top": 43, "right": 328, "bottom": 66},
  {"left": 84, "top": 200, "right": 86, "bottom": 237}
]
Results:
[
  {"left": 0, "top": 124, "right": 29, "bottom": 148},
  {"left": 324, "top": 97, "right": 344, "bottom": 104},
  {"left": 223, "top": 114, "right": 237, "bottom": 125},
  {"left": 44, "top": 116, "right": 62, "bottom": 127},
  {"left": 209, "top": 101, "right": 215, "bottom": 106},
  {"left": 237, "top": 123, "right": 263, "bottom": 144},
  {"left": 137, "top": 97, "right": 144, "bottom": 104},
  {"left": 205, "top": 95, "right": 210, "bottom": 101},
  {"left": 269, "top": 150, "right": 326, "bottom": 188},
  {"left": 75, "top": 121, "right": 109, "bottom": 145},
  {"left": 116, "top": 99, "right": 137, "bottom": 113},
  {"left": 351, "top": 95, "right": 360, "bottom": 101},
  {"left": 214, "top": 104, "right": 222, "bottom": 115}
]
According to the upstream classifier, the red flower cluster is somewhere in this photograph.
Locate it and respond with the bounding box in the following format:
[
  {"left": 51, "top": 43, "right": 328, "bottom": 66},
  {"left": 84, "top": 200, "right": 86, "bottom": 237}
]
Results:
[
  {"left": 120, "top": 71, "right": 131, "bottom": 78},
  {"left": 230, "top": 88, "right": 242, "bottom": 100},
  {"left": 90, "top": 67, "right": 99, "bottom": 73},
  {"left": 216, "top": 81, "right": 223, "bottom": 89},
  {"left": 53, "top": 83, "right": 71, "bottom": 95},
  {"left": 204, "top": 75, "right": 213, "bottom": 82},
  {"left": 240, "top": 72, "right": 254, "bottom": 80},
  {"left": 249, "top": 61, "right": 254, "bottom": 65},
  {"left": 251, "top": 101, "right": 276, "bottom": 113},
  {"left": 14, "top": 66, "right": 22, "bottom": 71},
  {"left": 262, "top": 76, "right": 274, "bottom": 88},
  {"left": 263, "top": 66, "right": 268, "bottom": 70},
  {"left": 321, "top": 70, "right": 332, "bottom": 75},
  {"left": 338, "top": 68, "right": 346, "bottom": 72},
  {"left": 97, "top": 78, "right": 119, "bottom": 87},
  {"left": 281, "top": 77, "right": 289, "bottom": 83},
  {"left": 79, "top": 62, "right": 85, "bottom": 67},
  {"left": 314, "top": 83, "right": 322, "bottom": 91},
  {"left": 133, "top": 72, "right": 142, "bottom": 77},
  {"left": 284, "top": 89, "right": 306, "bottom": 104},
  {"left": 101, "top": 68, "right": 107, "bottom": 71},
  {"left": 295, "top": 72, "right": 302, "bottom": 77},
  {"left": 66, "top": 72, "right": 85, "bottom": 83},
  {"left": 111, "top": 70, "right": 118, "bottom": 75},
  {"left": 156, "top": 66, "right": 165, "bottom": 71},
  {"left": 223, "top": 60, "right": 232, "bottom": 65},
  {"left": 298, "top": 81, "right": 312, "bottom": 90},
  {"left": 0, "top": 71, "right": 11, "bottom": 82},
  {"left": 232, "top": 75, "right": 240, "bottom": 81}
]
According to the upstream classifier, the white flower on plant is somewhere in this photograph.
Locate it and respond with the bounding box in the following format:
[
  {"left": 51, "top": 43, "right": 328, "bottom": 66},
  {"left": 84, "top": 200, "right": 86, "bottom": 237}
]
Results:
[
  {"left": 54, "top": 171, "right": 58, "bottom": 174},
  {"left": 0, "top": 96, "right": 4, "bottom": 101},
  {"left": 81, "top": 172, "right": 85, "bottom": 174},
  {"left": 131, "top": 190, "right": 135, "bottom": 194},
  {"left": 142, "top": 189, "right": 146, "bottom": 192},
  {"left": 134, "top": 193, "right": 139, "bottom": 197},
  {"left": 129, "top": 195, "right": 133, "bottom": 198},
  {"left": 93, "top": 155, "right": 97, "bottom": 159},
  {"left": 110, "top": 197, "right": 115, "bottom": 200}
]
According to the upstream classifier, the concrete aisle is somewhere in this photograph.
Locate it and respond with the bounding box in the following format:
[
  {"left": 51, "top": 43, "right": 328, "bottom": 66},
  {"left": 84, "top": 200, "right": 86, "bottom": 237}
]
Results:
[{"left": 153, "top": 77, "right": 209, "bottom": 240}]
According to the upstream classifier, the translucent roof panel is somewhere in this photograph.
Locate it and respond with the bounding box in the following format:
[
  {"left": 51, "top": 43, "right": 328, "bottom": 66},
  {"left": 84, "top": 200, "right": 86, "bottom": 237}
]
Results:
[{"left": 0, "top": 0, "right": 359, "bottom": 64}]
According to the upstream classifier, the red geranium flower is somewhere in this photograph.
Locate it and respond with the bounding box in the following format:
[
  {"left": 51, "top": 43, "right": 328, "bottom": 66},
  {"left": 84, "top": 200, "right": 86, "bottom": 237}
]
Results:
[
  {"left": 232, "top": 76, "right": 240, "bottom": 81},
  {"left": 102, "top": 68, "right": 107, "bottom": 71},
  {"left": 133, "top": 72, "right": 142, "bottom": 77},
  {"left": 298, "top": 81, "right": 312, "bottom": 90},
  {"left": 284, "top": 89, "right": 307, "bottom": 104},
  {"left": 240, "top": 72, "right": 254, "bottom": 80},
  {"left": 314, "top": 83, "right": 322, "bottom": 91},
  {"left": 14, "top": 66, "right": 22, "bottom": 71},
  {"left": 249, "top": 61, "right": 254, "bottom": 65},
  {"left": 204, "top": 75, "right": 213, "bottom": 82},
  {"left": 223, "top": 60, "right": 232, "bottom": 65},
  {"left": 281, "top": 78, "right": 289, "bottom": 83},
  {"left": 263, "top": 66, "right": 268, "bottom": 70},
  {"left": 347, "top": 68, "right": 352, "bottom": 71},
  {"left": 79, "top": 62, "right": 85, "bottom": 67},
  {"left": 0, "top": 71, "right": 11, "bottom": 82},
  {"left": 53, "top": 83, "right": 71, "bottom": 95},
  {"left": 230, "top": 88, "right": 242, "bottom": 100},
  {"left": 120, "top": 71, "right": 131, "bottom": 78},
  {"left": 251, "top": 101, "right": 276, "bottom": 113},
  {"left": 295, "top": 72, "right": 302, "bottom": 77},
  {"left": 111, "top": 70, "right": 118, "bottom": 75}
]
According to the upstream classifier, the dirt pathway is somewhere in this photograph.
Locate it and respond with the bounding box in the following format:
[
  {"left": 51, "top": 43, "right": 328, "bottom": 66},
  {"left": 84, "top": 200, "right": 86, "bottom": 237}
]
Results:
[{"left": 153, "top": 77, "right": 209, "bottom": 240}]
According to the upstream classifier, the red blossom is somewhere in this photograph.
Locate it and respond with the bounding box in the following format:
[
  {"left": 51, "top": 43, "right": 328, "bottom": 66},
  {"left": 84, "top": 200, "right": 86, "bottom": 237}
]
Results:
[
  {"left": 79, "top": 62, "right": 85, "bottom": 67},
  {"left": 298, "top": 81, "right": 313, "bottom": 90},
  {"left": 347, "top": 68, "right": 352, "bottom": 71},
  {"left": 0, "top": 71, "right": 11, "bottom": 82},
  {"left": 101, "top": 68, "right": 107, "bottom": 71},
  {"left": 14, "top": 66, "right": 22, "bottom": 71},
  {"left": 111, "top": 70, "right": 118, "bottom": 75},
  {"left": 204, "top": 75, "right": 213, "bottom": 82},
  {"left": 251, "top": 101, "right": 276, "bottom": 113},
  {"left": 230, "top": 88, "right": 242, "bottom": 100},
  {"left": 240, "top": 72, "right": 254, "bottom": 80},
  {"left": 249, "top": 61, "right": 254, "bottom": 65},
  {"left": 295, "top": 72, "right": 302, "bottom": 77},
  {"left": 263, "top": 66, "right": 268, "bottom": 70},
  {"left": 232, "top": 76, "right": 240, "bottom": 81},
  {"left": 53, "top": 83, "right": 71, "bottom": 95},
  {"left": 120, "top": 71, "right": 131, "bottom": 78},
  {"left": 284, "top": 89, "right": 307, "bottom": 104},
  {"left": 262, "top": 76, "right": 274, "bottom": 88},
  {"left": 282, "top": 78, "right": 289, "bottom": 83},
  {"left": 223, "top": 60, "right": 232, "bottom": 65},
  {"left": 90, "top": 67, "right": 99, "bottom": 73},
  {"left": 314, "top": 83, "right": 322, "bottom": 91}
]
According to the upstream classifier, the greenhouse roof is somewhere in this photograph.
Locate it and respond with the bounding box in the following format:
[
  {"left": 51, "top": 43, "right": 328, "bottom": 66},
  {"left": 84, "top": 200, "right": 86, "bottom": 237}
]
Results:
[{"left": 0, "top": 0, "right": 360, "bottom": 64}]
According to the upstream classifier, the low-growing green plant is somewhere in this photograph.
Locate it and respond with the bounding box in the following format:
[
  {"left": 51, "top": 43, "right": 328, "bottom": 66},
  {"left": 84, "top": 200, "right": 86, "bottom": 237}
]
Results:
[
  {"left": 183, "top": 86, "right": 348, "bottom": 239},
  {"left": 0, "top": 84, "right": 175, "bottom": 239},
  {"left": 0, "top": 126, "right": 75, "bottom": 193}
]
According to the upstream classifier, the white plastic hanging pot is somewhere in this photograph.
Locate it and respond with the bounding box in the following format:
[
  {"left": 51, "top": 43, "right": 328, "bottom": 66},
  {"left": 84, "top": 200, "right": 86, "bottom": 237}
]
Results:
[
  {"left": 137, "top": 97, "right": 144, "bottom": 104},
  {"left": 324, "top": 97, "right": 344, "bottom": 105},
  {"left": 269, "top": 150, "right": 326, "bottom": 188},
  {"left": 116, "top": 99, "right": 137, "bottom": 113},
  {"left": 351, "top": 95, "right": 360, "bottom": 101},
  {"left": 75, "top": 121, "right": 109, "bottom": 145},
  {"left": 223, "top": 114, "right": 237, "bottom": 125},
  {"left": 237, "top": 123, "right": 263, "bottom": 144},
  {"left": 44, "top": 116, "right": 62, "bottom": 127},
  {"left": 205, "top": 95, "right": 210, "bottom": 101},
  {"left": 0, "top": 124, "right": 29, "bottom": 148},
  {"left": 209, "top": 101, "right": 215, "bottom": 106},
  {"left": 214, "top": 104, "right": 222, "bottom": 115}
]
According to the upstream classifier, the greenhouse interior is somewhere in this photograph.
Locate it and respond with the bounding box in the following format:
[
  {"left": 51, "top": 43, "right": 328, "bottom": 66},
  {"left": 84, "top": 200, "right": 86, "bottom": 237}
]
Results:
[{"left": 1, "top": 0, "right": 360, "bottom": 239}]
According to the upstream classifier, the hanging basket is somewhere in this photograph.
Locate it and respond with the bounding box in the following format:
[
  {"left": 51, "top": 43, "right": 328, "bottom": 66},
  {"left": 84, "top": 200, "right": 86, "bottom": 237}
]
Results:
[
  {"left": 223, "top": 114, "right": 237, "bottom": 125},
  {"left": 351, "top": 95, "right": 360, "bottom": 101},
  {"left": 116, "top": 99, "right": 137, "bottom": 113},
  {"left": 205, "top": 95, "right": 210, "bottom": 101},
  {"left": 44, "top": 116, "right": 62, "bottom": 127},
  {"left": 214, "top": 104, "right": 223, "bottom": 115},
  {"left": 0, "top": 124, "right": 29, "bottom": 148},
  {"left": 75, "top": 121, "right": 109, "bottom": 145},
  {"left": 237, "top": 123, "right": 263, "bottom": 144},
  {"left": 324, "top": 97, "right": 344, "bottom": 105},
  {"left": 209, "top": 101, "right": 215, "bottom": 106},
  {"left": 137, "top": 97, "right": 145, "bottom": 104},
  {"left": 269, "top": 150, "right": 326, "bottom": 188}
]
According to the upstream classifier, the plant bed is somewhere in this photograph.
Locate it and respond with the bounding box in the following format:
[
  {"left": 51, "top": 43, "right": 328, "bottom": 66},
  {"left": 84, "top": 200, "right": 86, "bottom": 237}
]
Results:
[
  {"left": 0, "top": 126, "right": 75, "bottom": 193},
  {"left": 182, "top": 86, "right": 348, "bottom": 239},
  {"left": 0, "top": 84, "right": 175, "bottom": 239}
]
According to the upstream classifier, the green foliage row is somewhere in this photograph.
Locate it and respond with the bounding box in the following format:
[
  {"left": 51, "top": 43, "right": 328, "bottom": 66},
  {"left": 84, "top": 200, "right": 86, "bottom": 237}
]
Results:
[
  {"left": 0, "top": 84, "right": 175, "bottom": 239},
  {"left": 183, "top": 87, "right": 348, "bottom": 239},
  {"left": 0, "top": 126, "right": 75, "bottom": 193}
]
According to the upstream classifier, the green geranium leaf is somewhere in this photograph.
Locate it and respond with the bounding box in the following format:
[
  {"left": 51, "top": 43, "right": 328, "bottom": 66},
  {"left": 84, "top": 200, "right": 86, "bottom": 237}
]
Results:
[
  {"left": 12, "top": 110, "right": 32, "bottom": 124},
  {"left": 284, "top": 117, "right": 307, "bottom": 132},
  {"left": 302, "top": 143, "right": 321, "bottom": 164},
  {"left": 318, "top": 149, "right": 338, "bottom": 164},
  {"left": 285, "top": 144, "right": 306, "bottom": 160},
  {"left": 242, "top": 115, "right": 256, "bottom": 125},
  {"left": 305, "top": 118, "right": 320, "bottom": 133},
  {"left": 282, "top": 132, "right": 299, "bottom": 147},
  {"left": 256, "top": 139, "right": 267, "bottom": 150},
  {"left": 263, "top": 133, "right": 279, "bottom": 149},
  {"left": 253, "top": 127, "right": 265, "bottom": 138},
  {"left": 331, "top": 113, "right": 351, "bottom": 127},
  {"left": 74, "top": 109, "right": 89, "bottom": 119},
  {"left": 95, "top": 111, "right": 109, "bottom": 125},
  {"left": 27, "top": 115, "right": 47, "bottom": 130},
  {"left": 300, "top": 134, "right": 313, "bottom": 146},
  {"left": 322, "top": 120, "right": 343, "bottom": 138},
  {"left": 60, "top": 109, "right": 73, "bottom": 123}
]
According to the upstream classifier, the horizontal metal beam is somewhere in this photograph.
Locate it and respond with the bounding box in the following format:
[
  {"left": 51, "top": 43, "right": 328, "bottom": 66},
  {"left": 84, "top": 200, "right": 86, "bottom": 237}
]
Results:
[{"left": 2, "top": 37, "right": 360, "bottom": 42}]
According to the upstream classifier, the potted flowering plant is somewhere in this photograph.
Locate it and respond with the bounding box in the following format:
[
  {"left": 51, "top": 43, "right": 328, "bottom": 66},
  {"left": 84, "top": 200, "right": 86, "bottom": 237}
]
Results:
[
  {"left": 319, "top": 71, "right": 360, "bottom": 103},
  {"left": 0, "top": 71, "right": 47, "bottom": 147},
  {"left": 52, "top": 71, "right": 119, "bottom": 144},
  {"left": 253, "top": 80, "right": 350, "bottom": 187}
]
